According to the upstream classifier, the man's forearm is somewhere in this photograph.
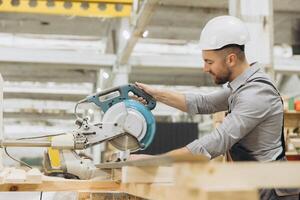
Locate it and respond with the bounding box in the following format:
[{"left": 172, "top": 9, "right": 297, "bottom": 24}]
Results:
[
  {"left": 154, "top": 90, "right": 188, "bottom": 112},
  {"left": 129, "top": 147, "right": 192, "bottom": 161},
  {"left": 165, "top": 147, "right": 192, "bottom": 156}
]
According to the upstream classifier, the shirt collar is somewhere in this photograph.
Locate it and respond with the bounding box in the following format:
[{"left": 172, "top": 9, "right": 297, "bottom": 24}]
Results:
[{"left": 227, "top": 63, "right": 260, "bottom": 92}]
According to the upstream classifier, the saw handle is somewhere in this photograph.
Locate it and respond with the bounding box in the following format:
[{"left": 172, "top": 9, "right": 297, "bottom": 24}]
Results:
[
  {"left": 126, "top": 84, "right": 156, "bottom": 110},
  {"left": 85, "top": 84, "right": 156, "bottom": 112}
]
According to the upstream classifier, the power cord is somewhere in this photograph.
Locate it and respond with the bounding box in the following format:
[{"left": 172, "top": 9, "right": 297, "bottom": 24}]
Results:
[
  {"left": 74, "top": 102, "right": 80, "bottom": 119},
  {"left": 4, "top": 147, "right": 32, "bottom": 169},
  {"left": 16, "top": 133, "right": 66, "bottom": 140}
]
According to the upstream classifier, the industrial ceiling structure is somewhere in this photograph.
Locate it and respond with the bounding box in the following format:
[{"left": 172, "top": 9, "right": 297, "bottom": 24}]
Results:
[{"left": 0, "top": 0, "right": 300, "bottom": 139}]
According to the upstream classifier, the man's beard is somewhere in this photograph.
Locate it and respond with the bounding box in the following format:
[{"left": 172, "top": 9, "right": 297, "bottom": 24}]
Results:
[
  {"left": 214, "top": 75, "right": 229, "bottom": 85},
  {"left": 213, "top": 66, "right": 231, "bottom": 85}
]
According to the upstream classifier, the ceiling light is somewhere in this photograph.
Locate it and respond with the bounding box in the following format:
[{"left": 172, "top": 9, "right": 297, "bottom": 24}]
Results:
[
  {"left": 142, "top": 30, "right": 149, "bottom": 38},
  {"left": 122, "top": 30, "right": 130, "bottom": 40},
  {"left": 102, "top": 72, "right": 109, "bottom": 79}
]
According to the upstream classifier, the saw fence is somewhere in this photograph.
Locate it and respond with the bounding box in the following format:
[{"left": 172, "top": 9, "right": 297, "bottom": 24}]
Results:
[{"left": 0, "top": 155, "right": 300, "bottom": 200}]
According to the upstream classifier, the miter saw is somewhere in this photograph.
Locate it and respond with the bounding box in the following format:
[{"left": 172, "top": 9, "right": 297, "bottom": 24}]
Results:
[{"left": 0, "top": 84, "right": 156, "bottom": 179}]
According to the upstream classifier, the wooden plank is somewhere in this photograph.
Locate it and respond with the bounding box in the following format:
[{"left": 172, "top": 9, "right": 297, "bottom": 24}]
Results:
[
  {"left": 0, "top": 168, "right": 11, "bottom": 183},
  {"left": 26, "top": 168, "right": 42, "bottom": 184},
  {"left": 5, "top": 168, "right": 26, "bottom": 183},
  {"left": 121, "top": 184, "right": 258, "bottom": 200},
  {"left": 0, "top": 179, "right": 119, "bottom": 192},
  {"left": 199, "top": 187, "right": 259, "bottom": 200},
  {"left": 121, "top": 183, "right": 173, "bottom": 200},
  {"left": 78, "top": 192, "right": 91, "bottom": 200},
  {"left": 91, "top": 192, "right": 144, "bottom": 200},
  {"left": 173, "top": 187, "right": 258, "bottom": 200},
  {"left": 174, "top": 162, "right": 300, "bottom": 189},
  {"left": 95, "top": 154, "right": 208, "bottom": 169},
  {"left": 111, "top": 169, "right": 122, "bottom": 182},
  {"left": 122, "top": 166, "right": 173, "bottom": 183}
]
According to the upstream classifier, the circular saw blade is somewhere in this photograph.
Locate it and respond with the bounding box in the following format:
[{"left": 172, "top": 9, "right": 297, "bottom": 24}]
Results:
[{"left": 109, "top": 133, "right": 140, "bottom": 152}]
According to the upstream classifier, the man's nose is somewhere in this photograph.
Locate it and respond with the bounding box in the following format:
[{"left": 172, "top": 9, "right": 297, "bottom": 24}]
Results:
[{"left": 203, "top": 65, "right": 210, "bottom": 73}]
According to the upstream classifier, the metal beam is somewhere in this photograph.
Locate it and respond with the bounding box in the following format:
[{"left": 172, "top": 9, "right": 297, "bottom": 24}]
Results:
[
  {"left": 1, "top": 68, "right": 98, "bottom": 83},
  {"left": 0, "top": 46, "right": 299, "bottom": 74},
  {"left": 0, "top": 0, "right": 133, "bottom": 18},
  {"left": 4, "top": 91, "right": 86, "bottom": 102},
  {"left": 161, "top": 0, "right": 300, "bottom": 13},
  {"left": 230, "top": 0, "right": 274, "bottom": 70},
  {"left": 147, "top": 26, "right": 201, "bottom": 41},
  {"left": 129, "top": 69, "right": 213, "bottom": 86},
  {"left": 0, "top": 47, "right": 115, "bottom": 66},
  {"left": 0, "top": 13, "right": 112, "bottom": 36},
  {"left": 0, "top": 62, "right": 108, "bottom": 71},
  {"left": 131, "top": 54, "right": 203, "bottom": 68},
  {"left": 274, "top": 56, "right": 300, "bottom": 74},
  {"left": 3, "top": 111, "right": 74, "bottom": 120},
  {"left": 160, "top": 0, "right": 228, "bottom": 9},
  {"left": 116, "top": 0, "right": 159, "bottom": 65}
]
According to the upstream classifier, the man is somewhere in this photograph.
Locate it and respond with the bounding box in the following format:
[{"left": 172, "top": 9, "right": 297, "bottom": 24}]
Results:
[{"left": 132, "top": 16, "right": 299, "bottom": 199}]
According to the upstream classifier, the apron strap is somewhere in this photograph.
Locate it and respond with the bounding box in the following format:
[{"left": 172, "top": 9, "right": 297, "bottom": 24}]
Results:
[{"left": 250, "top": 79, "right": 285, "bottom": 160}]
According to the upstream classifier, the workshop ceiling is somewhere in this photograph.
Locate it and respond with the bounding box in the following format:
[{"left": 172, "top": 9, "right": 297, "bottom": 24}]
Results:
[
  {"left": 0, "top": 0, "right": 299, "bottom": 43},
  {"left": 0, "top": 0, "right": 300, "bottom": 125}
]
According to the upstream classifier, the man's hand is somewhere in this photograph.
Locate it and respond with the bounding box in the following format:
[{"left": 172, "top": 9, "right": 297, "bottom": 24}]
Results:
[
  {"left": 131, "top": 82, "right": 159, "bottom": 105},
  {"left": 133, "top": 81, "right": 188, "bottom": 112},
  {"left": 135, "top": 82, "right": 158, "bottom": 97}
]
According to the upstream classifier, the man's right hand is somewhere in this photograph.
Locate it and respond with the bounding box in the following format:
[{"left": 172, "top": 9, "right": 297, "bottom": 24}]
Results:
[
  {"left": 132, "top": 82, "right": 158, "bottom": 105},
  {"left": 135, "top": 82, "right": 158, "bottom": 97},
  {"left": 133, "top": 82, "right": 188, "bottom": 112}
]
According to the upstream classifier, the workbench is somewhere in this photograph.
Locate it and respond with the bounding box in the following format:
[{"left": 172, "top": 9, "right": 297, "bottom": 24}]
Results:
[{"left": 1, "top": 155, "right": 300, "bottom": 200}]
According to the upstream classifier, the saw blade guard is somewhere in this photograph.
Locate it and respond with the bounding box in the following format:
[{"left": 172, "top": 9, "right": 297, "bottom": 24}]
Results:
[
  {"left": 123, "top": 99, "right": 156, "bottom": 150},
  {"left": 104, "top": 99, "right": 156, "bottom": 152}
]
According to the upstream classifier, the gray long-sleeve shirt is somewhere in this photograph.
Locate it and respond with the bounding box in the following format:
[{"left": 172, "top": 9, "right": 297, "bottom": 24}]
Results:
[{"left": 185, "top": 63, "right": 283, "bottom": 161}]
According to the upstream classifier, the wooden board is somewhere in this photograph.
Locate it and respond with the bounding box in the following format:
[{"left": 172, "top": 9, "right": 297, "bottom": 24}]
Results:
[
  {"left": 0, "top": 175, "right": 119, "bottom": 192},
  {"left": 26, "top": 168, "right": 42, "bottom": 183},
  {"left": 91, "top": 192, "right": 145, "bottom": 200},
  {"left": 95, "top": 154, "right": 209, "bottom": 169},
  {"left": 122, "top": 166, "right": 173, "bottom": 183},
  {"left": 5, "top": 168, "right": 26, "bottom": 183},
  {"left": 1, "top": 156, "right": 300, "bottom": 200},
  {"left": 174, "top": 162, "right": 300, "bottom": 189},
  {"left": 121, "top": 183, "right": 173, "bottom": 200},
  {"left": 121, "top": 183, "right": 259, "bottom": 200}
]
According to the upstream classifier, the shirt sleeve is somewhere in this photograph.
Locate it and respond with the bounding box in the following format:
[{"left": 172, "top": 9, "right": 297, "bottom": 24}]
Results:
[
  {"left": 186, "top": 84, "right": 271, "bottom": 159},
  {"left": 184, "top": 88, "right": 230, "bottom": 115}
]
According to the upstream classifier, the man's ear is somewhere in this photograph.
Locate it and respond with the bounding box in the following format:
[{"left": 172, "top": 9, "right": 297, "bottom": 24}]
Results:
[{"left": 226, "top": 53, "right": 237, "bottom": 67}]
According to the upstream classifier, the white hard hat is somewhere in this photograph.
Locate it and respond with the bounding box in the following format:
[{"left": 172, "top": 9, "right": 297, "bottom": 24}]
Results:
[{"left": 199, "top": 15, "right": 250, "bottom": 50}]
